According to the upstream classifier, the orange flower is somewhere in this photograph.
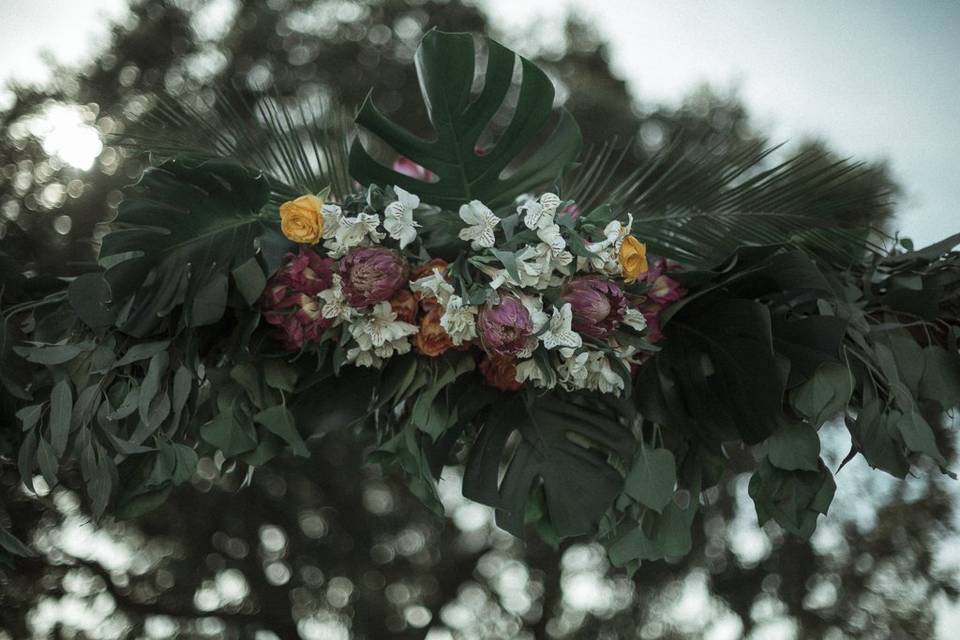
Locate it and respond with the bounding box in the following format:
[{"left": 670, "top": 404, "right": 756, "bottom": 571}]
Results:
[
  {"left": 413, "top": 305, "right": 454, "bottom": 357},
  {"left": 619, "top": 235, "right": 648, "bottom": 283},
  {"left": 389, "top": 289, "right": 418, "bottom": 324},
  {"left": 411, "top": 258, "right": 448, "bottom": 281},
  {"left": 479, "top": 355, "right": 523, "bottom": 391},
  {"left": 279, "top": 194, "right": 324, "bottom": 244}
]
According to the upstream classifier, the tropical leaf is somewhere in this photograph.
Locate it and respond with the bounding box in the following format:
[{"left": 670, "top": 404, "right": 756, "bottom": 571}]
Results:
[
  {"left": 128, "top": 88, "right": 353, "bottom": 202},
  {"left": 463, "top": 392, "right": 634, "bottom": 538},
  {"left": 98, "top": 157, "right": 286, "bottom": 337},
  {"left": 567, "top": 141, "right": 889, "bottom": 268},
  {"left": 349, "top": 30, "right": 582, "bottom": 210}
]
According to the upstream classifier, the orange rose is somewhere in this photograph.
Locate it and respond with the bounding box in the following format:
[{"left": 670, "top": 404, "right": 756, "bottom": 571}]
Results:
[
  {"left": 389, "top": 289, "right": 418, "bottom": 324},
  {"left": 279, "top": 194, "right": 324, "bottom": 244},
  {"left": 413, "top": 306, "right": 454, "bottom": 357},
  {"left": 619, "top": 235, "right": 648, "bottom": 283},
  {"left": 479, "top": 355, "right": 523, "bottom": 391}
]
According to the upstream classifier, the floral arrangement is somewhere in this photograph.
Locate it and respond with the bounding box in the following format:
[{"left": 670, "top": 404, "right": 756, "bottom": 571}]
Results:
[
  {"left": 2, "top": 30, "right": 958, "bottom": 569},
  {"left": 261, "top": 185, "right": 672, "bottom": 397}
]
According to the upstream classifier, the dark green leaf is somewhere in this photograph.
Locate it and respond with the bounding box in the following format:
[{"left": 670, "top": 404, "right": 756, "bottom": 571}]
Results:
[
  {"left": 201, "top": 410, "right": 257, "bottom": 458},
  {"left": 114, "top": 340, "right": 170, "bottom": 368},
  {"left": 748, "top": 457, "right": 835, "bottom": 538},
  {"left": 254, "top": 405, "right": 309, "bottom": 457},
  {"left": 350, "top": 30, "right": 581, "bottom": 210},
  {"left": 918, "top": 346, "right": 960, "bottom": 409},
  {"left": 100, "top": 158, "right": 277, "bottom": 336},
  {"left": 49, "top": 379, "right": 73, "bottom": 457},
  {"left": 464, "top": 393, "right": 633, "bottom": 538},
  {"left": 767, "top": 420, "right": 820, "bottom": 472},
  {"left": 789, "top": 361, "right": 853, "bottom": 427},
  {"left": 624, "top": 448, "right": 676, "bottom": 512}
]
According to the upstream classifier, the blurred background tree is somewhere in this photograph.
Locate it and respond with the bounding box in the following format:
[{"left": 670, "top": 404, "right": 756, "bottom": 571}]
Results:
[{"left": 1, "top": 1, "right": 954, "bottom": 639}]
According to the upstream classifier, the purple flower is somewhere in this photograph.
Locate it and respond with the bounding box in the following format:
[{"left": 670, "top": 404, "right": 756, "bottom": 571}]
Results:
[
  {"left": 260, "top": 248, "right": 335, "bottom": 351},
  {"left": 562, "top": 277, "right": 627, "bottom": 339},
  {"left": 477, "top": 297, "right": 533, "bottom": 356},
  {"left": 339, "top": 247, "right": 409, "bottom": 308},
  {"left": 280, "top": 247, "right": 335, "bottom": 295}
]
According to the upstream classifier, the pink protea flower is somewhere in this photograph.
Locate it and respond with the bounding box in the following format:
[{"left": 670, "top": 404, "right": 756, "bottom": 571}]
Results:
[
  {"left": 477, "top": 297, "right": 533, "bottom": 356},
  {"left": 392, "top": 156, "right": 436, "bottom": 181},
  {"left": 261, "top": 248, "right": 336, "bottom": 350},
  {"left": 562, "top": 276, "right": 628, "bottom": 339},
  {"left": 281, "top": 247, "right": 335, "bottom": 295},
  {"left": 339, "top": 247, "right": 409, "bottom": 308}
]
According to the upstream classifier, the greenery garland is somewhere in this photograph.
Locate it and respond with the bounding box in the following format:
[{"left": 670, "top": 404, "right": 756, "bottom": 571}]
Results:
[{"left": 2, "top": 30, "right": 958, "bottom": 572}]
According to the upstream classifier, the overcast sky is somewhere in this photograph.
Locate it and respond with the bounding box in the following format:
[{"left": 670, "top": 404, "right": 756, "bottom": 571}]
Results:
[{"left": 2, "top": 0, "right": 958, "bottom": 247}]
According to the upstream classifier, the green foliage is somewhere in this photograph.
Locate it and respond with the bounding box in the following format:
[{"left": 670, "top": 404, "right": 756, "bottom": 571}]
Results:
[
  {"left": 749, "top": 458, "right": 836, "bottom": 538},
  {"left": 767, "top": 420, "right": 821, "bottom": 472},
  {"left": 464, "top": 393, "right": 634, "bottom": 538},
  {"left": 97, "top": 158, "right": 285, "bottom": 337},
  {"left": 567, "top": 142, "right": 887, "bottom": 269},
  {"left": 350, "top": 30, "right": 582, "bottom": 210},
  {"left": 623, "top": 447, "right": 677, "bottom": 513}
]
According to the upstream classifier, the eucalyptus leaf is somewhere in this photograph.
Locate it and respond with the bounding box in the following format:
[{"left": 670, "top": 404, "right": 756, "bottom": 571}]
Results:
[
  {"left": 624, "top": 448, "right": 676, "bottom": 512},
  {"left": 767, "top": 420, "right": 820, "bottom": 472},
  {"left": 49, "top": 379, "right": 73, "bottom": 457}
]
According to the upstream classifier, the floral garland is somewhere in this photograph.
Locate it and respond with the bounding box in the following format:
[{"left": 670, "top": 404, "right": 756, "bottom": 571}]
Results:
[
  {"left": 262, "top": 178, "right": 681, "bottom": 398},
  {"left": 3, "top": 30, "right": 958, "bottom": 568}
]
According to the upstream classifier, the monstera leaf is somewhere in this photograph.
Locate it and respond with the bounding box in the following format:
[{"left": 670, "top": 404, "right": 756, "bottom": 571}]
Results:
[
  {"left": 464, "top": 393, "right": 634, "bottom": 538},
  {"left": 98, "top": 158, "right": 287, "bottom": 337},
  {"left": 349, "top": 30, "right": 582, "bottom": 210}
]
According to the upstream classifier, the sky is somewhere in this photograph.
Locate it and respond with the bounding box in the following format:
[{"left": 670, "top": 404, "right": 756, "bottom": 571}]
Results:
[{"left": 1, "top": 0, "right": 959, "bottom": 247}]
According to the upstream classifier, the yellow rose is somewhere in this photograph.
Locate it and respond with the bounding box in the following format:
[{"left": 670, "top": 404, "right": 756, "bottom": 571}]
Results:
[
  {"left": 279, "top": 194, "right": 324, "bottom": 244},
  {"left": 619, "top": 235, "right": 648, "bottom": 283}
]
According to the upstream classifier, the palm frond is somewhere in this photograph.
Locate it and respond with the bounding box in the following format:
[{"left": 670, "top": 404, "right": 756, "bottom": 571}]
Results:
[
  {"left": 565, "top": 140, "right": 894, "bottom": 268},
  {"left": 120, "top": 87, "right": 354, "bottom": 202}
]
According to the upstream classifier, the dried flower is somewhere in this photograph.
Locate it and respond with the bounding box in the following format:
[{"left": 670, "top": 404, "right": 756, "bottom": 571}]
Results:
[
  {"left": 414, "top": 305, "right": 455, "bottom": 357},
  {"left": 562, "top": 276, "right": 627, "bottom": 339},
  {"left": 619, "top": 235, "right": 648, "bottom": 283},
  {"left": 339, "top": 247, "right": 409, "bottom": 308},
  {"left": 280, "top": 194, "right": 324, "bottom": 244},
  {"left": 479, "top": 355, "right": 524, "bottom": 391},
  {"left": 477, "top": 296, "right": 533, "bottom": 356}
]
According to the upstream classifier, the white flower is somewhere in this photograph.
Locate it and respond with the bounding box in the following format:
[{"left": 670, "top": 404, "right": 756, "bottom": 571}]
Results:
[
  {"left": 458, "top": 200, "right": 500, "bottom": 249},
  {"left": 519, "top": 192, "right": 561, "bottom": 230},
  {"left": 410, "top": 269, "right": 455, "bottom": 304},
  {"left": 515, "top": 294, "right": 550, "bottom": 357},
  {"left": 585, "top": 351, "right": 624, "bottom": 394},
  {"left": 537, "top": 222, "right": 566, "bottom": 257},
  {"left": 622, "top": 308, "right": 648, "bottom": 332},
  {"left": 319, "top": 274, "right": 352, "bottom": 324},
  {"left": 327, "top": 212, "right": 384, "bottom": 257},
  {"left": 515, "top": 358, "right": 555, "bottom": 389},
  {"left": 383, "top": 186, "right": 421, "bottom": 249},
  {"left": 540, "top": 303, "right": 582, "bottom": 351},
  {"left": 321, "top": 204, "right": 343, "bottom": 239},
  {"left": 557, "top": 350, "right": 590, "bottom": 390},
  {"left": 349, "top": 302, "right": 418, "bottom": 348},
  {"left": 582, "top": 214, "right": 634, "bottom": 274},
  {"left": 440, "top": 295, "right": 478, "bottom": 345},
  {"left": 346, "top": 302, "right": 417, "bottom": 367}
]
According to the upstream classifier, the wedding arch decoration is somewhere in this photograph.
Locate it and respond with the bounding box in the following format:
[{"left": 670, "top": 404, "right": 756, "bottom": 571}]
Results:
[{"left": 2, "top": 30, "right": 958, "bottom": 570}]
